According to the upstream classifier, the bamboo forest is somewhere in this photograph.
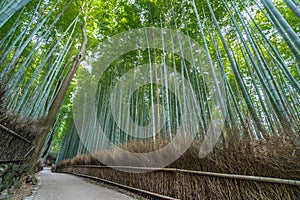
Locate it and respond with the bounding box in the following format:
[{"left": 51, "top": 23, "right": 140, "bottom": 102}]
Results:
[{"left": 0, "top": 0, "right": 299, "bottom": 199}]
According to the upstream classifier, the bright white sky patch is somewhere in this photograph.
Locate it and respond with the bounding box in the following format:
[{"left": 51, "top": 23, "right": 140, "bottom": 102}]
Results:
[{"left": 81, "top": 61, "right": 92, "bottom": 73}]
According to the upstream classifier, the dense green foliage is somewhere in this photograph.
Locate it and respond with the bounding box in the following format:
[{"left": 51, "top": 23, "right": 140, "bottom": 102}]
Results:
[{"left": 0, "top": 0, "right": 299, "bottom": 158}]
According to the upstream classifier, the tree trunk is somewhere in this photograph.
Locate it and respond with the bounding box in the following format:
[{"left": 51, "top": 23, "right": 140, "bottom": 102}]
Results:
[{"left": 30, "top": 21, "right": 87, "bottom": 169}]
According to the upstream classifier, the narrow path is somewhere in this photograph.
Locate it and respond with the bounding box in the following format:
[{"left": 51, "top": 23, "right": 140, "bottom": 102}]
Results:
[{"left": 33, "top": 168, "right": 133, "bottom": 200}]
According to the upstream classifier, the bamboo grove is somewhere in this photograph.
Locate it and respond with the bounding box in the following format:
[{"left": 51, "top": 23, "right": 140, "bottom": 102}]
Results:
[{"left": 0, "top": 0, "right": 299, "bottom": 163}]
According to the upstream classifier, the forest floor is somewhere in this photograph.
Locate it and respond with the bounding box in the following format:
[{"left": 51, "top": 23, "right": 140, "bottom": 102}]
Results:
[
  {"left": 6, "top": 175, "right": 38, "bottom": 200},
  {"left": 30, "top": 168, "right": 135, "bottom": 200}
]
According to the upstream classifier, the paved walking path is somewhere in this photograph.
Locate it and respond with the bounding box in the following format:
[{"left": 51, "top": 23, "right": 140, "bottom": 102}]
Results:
[{"left": 33, "top": 168, "right": 133, "bottom": 200}]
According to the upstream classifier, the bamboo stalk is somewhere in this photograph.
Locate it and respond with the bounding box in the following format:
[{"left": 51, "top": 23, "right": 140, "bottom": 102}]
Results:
[
  {"left": 261, "top": 0, "right": 300, "bottom": 62},
  {"left": 284, "top": 0, "right": 300, "bottom": 19},
  {"left": 0, "top": 0, "right": 31, "bottom": 28}
]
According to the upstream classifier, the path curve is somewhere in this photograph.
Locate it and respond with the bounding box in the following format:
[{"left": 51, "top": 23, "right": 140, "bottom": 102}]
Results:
[{"left": 33, "top": 168, "right": 133, "bottom": 200}]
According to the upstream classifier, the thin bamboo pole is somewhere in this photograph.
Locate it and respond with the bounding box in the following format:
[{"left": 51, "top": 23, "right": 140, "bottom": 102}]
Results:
[{"left": 67, "top": 165, "right": 300, "bottom": 186}]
